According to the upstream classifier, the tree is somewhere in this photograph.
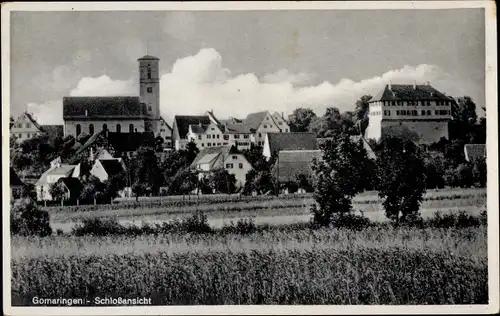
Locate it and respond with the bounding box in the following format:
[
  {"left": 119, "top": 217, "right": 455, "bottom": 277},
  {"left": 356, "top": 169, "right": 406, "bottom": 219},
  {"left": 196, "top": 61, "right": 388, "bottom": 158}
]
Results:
[
  {"left": 353, "top": 95, "right": 372, "bottom": 135},
  {"left": 310, "top": 133, "right": 369, "bottom": 226},
  {"left": 131, "top": 182, "right": 147, "bottom": 201},
  {"left": 155, "top": 136, "right": 164, "bottom": 152},
  {"left": 104, "top": 171, "right": 127, "bottom": 199},
  {"left": 183, "top": 141, "right": 200, "bottom": 165},
  {"left": 376, "top": 137, "right": 426, "bottom": 225},
  {"left": 242, "top": 145, "right": 269, "bottom": 172},
  {"left": 49, "top": 181, "right": 66, "bottom": 201},
  {"left": 288, "top": 108, "right": 317, "bottom": 132},
  {"left": 11, "top": 198, "right": 52, "bottom": 237},
  {"left": 309, "top": 107, "right": 343, "bottom": 138},
  {"left": 132, "top": 146, "right": 161, "bottom": 194},
  {"left": 381, "top": 124, "right": 420, "bottom": 143},
  {"left": 161, "top": 150, "right": 189, "bottom": 189},
  {"left": 422, "top": 152, "right": 447, "bottom": 189},
  {"left": 450, "top": 96, "right": 478, "bottom": 142},
  {"left": 79, "top": 176, "right": 105, "bottom": 203},
  {"left": 244, "top": 169, "right": 274, "bottom": 195},
  {"left": 340, "top": 111, "right": 356, "bottom": 135},
  {"left": 207, "top": 168, "right": 236, "bottom": 194},
  {"left": 10, "top": 116, "right": 15, "bottom": 129},
  {"left": 471, "top": 157, "right": 487, "bottom": 188},
  {"left": 296, "top": 173, "right": 314, "bottom": 193}
]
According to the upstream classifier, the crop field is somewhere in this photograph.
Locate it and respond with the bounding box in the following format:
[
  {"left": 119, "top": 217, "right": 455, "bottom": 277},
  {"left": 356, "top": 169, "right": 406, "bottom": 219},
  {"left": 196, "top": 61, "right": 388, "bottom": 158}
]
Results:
[
  {"left": 11, "top": 188, "right": 488, "bottom": 305},
  {"left": 11, "top": 225, "right": 487, "bottom": 305}
]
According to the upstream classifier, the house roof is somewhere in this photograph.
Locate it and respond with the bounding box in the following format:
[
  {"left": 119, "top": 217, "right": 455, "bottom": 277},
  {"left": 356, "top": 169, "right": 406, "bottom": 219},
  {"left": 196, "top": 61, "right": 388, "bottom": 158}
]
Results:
[
  {"left": 266, "top": 132, "right": 318, "bottom": 155},
  {"left": 59, "top": 177, "right": 83, "bottom": 197},
  {"left": 73, "top": 130, "right": 106, "bottom": 157},
  {"left": 464, "top": 144, "right": 486, "bottom": 162},
  {"left": 63, "top": 96, "right": 146, "bottom": 120},
  {"left": 137, "top": 55, "right": 159, "bottom": 61},
  {"left": 10, "top": 168, "right": 24, "bottom": 186},
  {"left": 35, "top": 164, "right": 77, "bottom": 186},
  {"left": 370, "top": 84, "right": 454, "bottom": 102},
  {"left": 98, "top": 159, "right": 125, "bottom": 177},
  {"left": 316, "top": 136, "right": 377, "bottom": 160},
  {"left": 174, "top": 115, "right": 211, "bottom": 138},
  {"left": 107, "top": 131, "right": 155, "bottom": 152},
  {"left": 272, "top": 150, "right": 323, "bottom": 182},
  {"left": 23, "top": 112, "right": 44, "bottom": 131},
  {"left": 189, "top": 124, "right": 209, "bottom": 134},
  {"left": 244, "top": 111, "right": 268, "bottom": 132},
  {"left": 191, "top": 146, "right": 238, "bottom": 169}
]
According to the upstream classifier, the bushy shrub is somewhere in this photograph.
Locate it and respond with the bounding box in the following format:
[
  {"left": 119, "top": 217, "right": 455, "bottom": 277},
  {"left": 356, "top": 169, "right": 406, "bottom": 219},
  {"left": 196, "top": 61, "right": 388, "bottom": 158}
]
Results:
[
  {"left": 72, "top": 218, "right": 125, "bottom": 236},
  {"left": 331, "top": 213, "right": 372, "bottom": 230},
  {"left": 11, "top": 198, "right": 52, "bottom": 237},
  {"left": 179, "top": 211, "right": 213, "bottom": 234},
  {"left": 480, "top": 210, "right": 487, "bottom": 226},
  {"left": 220, "top": 218, "right": 257, "bottom": 235},
  {"left": 426, "top": 211, "right": 481, "bottom": 229}
]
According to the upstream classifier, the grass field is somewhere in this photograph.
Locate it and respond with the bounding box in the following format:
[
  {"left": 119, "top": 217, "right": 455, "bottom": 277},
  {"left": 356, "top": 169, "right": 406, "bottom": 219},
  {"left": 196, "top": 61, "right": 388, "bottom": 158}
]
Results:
[
  {"left": 48, "top": 188, "right": 486, "bottom": 233},
  {"left": 11, "top": 188, "right": 488, "bottom": 305}
]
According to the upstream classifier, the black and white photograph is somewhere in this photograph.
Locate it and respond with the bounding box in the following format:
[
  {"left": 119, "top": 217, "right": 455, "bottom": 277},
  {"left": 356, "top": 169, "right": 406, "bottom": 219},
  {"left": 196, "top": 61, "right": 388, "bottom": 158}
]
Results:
[{"left": 2, "top": 1, "right": 498, "bottom": 315}]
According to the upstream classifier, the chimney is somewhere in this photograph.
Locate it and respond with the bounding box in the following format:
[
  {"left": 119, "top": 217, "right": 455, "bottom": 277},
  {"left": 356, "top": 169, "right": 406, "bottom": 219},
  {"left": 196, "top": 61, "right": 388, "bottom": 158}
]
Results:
[
  {"left": 85, "top": 109, "right": 88, "bottom": 117},
  {"left": 388, "top": 80, "right": 392, "bottom": 90},
  {"left": 90, "top": 147, "right": 94, "bottom": 161},
  {"left": 281, "top": 112, "right": 284, "bottom": 119},
  {"left": 413, "top": 81, "right": 416, "bottom": 90}
]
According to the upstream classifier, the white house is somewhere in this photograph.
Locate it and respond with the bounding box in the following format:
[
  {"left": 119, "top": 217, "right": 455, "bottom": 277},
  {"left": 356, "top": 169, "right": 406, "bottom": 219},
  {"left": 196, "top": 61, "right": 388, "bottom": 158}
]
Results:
[
  {"left": 35, "top": 158, "right": 79, "bottom": 201},
  {"left": 365, "top": 82, "right": 454, "bottom": 144},
  {"left": 89, "top": 158, "right": 126, "bottom": 182},
  {"left": 190, "top": 146, "right": 253, "bottom": 188}
]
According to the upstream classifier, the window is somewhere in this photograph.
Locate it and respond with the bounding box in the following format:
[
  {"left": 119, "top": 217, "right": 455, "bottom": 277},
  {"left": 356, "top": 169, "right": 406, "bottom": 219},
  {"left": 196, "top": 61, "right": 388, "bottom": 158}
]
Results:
[
  {"left": 89, "top": 124, "right": 94, "bottom": 135},
  {"left": 161, "top": 129, "right": 165, "bottom": 132},
  {"left": 207, "top": 135, "right": 211, "bottom": 139},
  {"left": 147, "top": 87, "right": 153, "bottom": 93},
  {"left": 116, "top": 124, "right": 121, "bottom": 133},
  {"left": 147, "top": 67, "right": 152, "bottom": 79},
  {"left": 217, "top": 135, "right": 220, "bottom": 139},
  {"left": 27, "top": 133, "right": 30, "bottom": 138},
  {"left": 435, "top": 110, "right": 439, "bottom": 115},
  {"left": 239, "top": 163, "right": 243, "bottom": 169},
  {"left": 213, "top": 143, "right": 216, "bottom": 146},
  {"left": 226, "top": 163, "right": 233, "bottom": 169},
  {"left": 201, "top": 143, "right": 205, "bottom": 147},
  {"left": 217, "top": 143, "right": 221, "bottom": 146},
  {"left": 427, "top": 110, "right": 431, "bottom": 115},
  {"left": 129, "top": 124, "right": 134, "bottom": 133},
  {"left": 223, "top": 135, "right": 229, "bottom": 140},
  {"left": 244, "top": 134, "right": 249, "bottom": 139},
  {"left": 211, "top": 127, "right": 215, "bottom": 130},
  {"left": 223, "top": 142, "right": 228, "bottom": 145},
  {"left": 103, "top": 124, "right": 108, "bottom": 131},
  {"left": 258, "top": 133, "right": 262, "bottom": 137},
  {"left": 198, "top": 135, "right": 202, "bottom": 140},
  {"left": 212, "top": 134, "right": 216, "bottom": 139},
  {"left": 207, "top": 143, "right": 211, "bottom": 147},
  {"left": 396, "top": 110, "right": 400, "bottom": 115},
  {"left": 269, "top": 125, "right": 273, "bottom": 128},
  {"left": 232, "top": 155, "right": 238, "bottom": 159},
  {"left": 26, "top": 123, "right": 31, "bottom": 128},
  {"left": 391, "top": 101, "right": 396, "bottom": 106},
  {"left": 263, "top": 125, "right": 267, "bottom": 128},
  {"left": 234, "top": 134, "right": 240, "bottom": 139},
  {"left": 421, "top": 110, "right": 426, "bottom": 115},
  {"left": 285, "top": 129, "right": 288, "bottom": 132},
  {"left": 148, "top": 104, "right": 152, "bottom": 111},
  {"left": 76, "top": 124, "right": 81, "bottom": 136}
]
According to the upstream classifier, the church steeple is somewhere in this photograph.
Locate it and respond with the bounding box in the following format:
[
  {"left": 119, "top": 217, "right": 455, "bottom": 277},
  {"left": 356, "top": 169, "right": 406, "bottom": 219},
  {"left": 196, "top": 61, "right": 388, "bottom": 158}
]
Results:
[{"left": 138, "top": 55, "right": 160, "bottom": 121}]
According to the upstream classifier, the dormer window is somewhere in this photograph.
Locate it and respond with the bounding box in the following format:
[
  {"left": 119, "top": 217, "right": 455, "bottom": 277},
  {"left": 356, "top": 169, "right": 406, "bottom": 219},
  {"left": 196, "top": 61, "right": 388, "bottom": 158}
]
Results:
[{"left": 147, "top": 87, "right": 153, "bottom": 93}]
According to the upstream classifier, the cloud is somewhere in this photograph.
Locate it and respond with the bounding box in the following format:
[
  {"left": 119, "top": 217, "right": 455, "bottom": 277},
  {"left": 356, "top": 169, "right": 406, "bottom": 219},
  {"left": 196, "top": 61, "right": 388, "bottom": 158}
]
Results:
[
  {"left": 69, "top": 75, "right": 137, "bottom": 96},
  {"left": 26, "top": 100, "right": 63, "bottom": 125},
  {"left": 159, "top": 48, "right": 454, "bottom": 119},
  {"left": 28, "top": 48, "right": 461, "bottom": 125}
]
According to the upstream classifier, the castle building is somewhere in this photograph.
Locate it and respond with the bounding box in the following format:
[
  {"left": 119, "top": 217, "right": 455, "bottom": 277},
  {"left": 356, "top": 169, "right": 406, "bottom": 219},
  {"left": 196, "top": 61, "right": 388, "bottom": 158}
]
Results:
[
  {"left": 365, "top": 82, "right": 454, "bottom": 144},
  {"left": 62, "top": 55, "right": 172, "bottom": 145}
]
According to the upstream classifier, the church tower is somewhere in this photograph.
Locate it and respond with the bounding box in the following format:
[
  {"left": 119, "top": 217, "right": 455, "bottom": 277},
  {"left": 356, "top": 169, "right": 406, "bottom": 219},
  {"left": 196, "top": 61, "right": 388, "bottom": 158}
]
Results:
[{"left": 138, "top": 55, "right": 160, "bottom": 125}]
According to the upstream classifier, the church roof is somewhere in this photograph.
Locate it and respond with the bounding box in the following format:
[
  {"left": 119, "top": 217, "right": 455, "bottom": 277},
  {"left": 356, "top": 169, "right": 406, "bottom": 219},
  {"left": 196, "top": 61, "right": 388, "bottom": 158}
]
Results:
[
  {"left": 137, "top": 55, "right": 159, "bottom": 61},
  {"left": 63, "top": 96, "right": 147, "bottom": 120}
]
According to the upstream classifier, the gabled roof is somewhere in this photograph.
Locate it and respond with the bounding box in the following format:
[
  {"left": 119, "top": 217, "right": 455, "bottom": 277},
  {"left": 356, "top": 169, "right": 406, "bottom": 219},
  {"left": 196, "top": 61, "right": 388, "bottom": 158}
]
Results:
[
  {"left": 464, "top": 144, "right": 486, "bottom": 162},
  {"left": 370, "top": 84, "right": 454, "bottom": 102},
  {"left": 98, "top": 159, "right": 125, "bottom": 177},
  {"left": 59, "top": 177, "right": 83, "bottom": 197},
  {"left": 173, "top": 115, "right": 211, "bottom": 139},
  {"left": 160, "top": 117, "right": 173, "bottom": 131},
  {"left": 316, "top": 136, "right": 377, "bottom": 160},
  {"left": 10, "top": 168, "right": 24, "bottom": 186},
  {"left": 74, "top": 130, "right": 106, "bottom": 157},
  {"left": 272, "top": 150, "right": 323, "bottom": 182},
  {"left": 191, "top": 146, "right": 238, "bottom": 169},
  {"left": 107, "top": 132, "right": 155, "bottom": 152},
  {"left": 224, "top": 122, "right": 252, "bottom": 134},
  {"left": 63, "top": 96, "right": 146, "bottom": 119},
  {"left": 23, "top": 112, "right": 44, "bottom": 131},
  {"left": 137, "top": 55, "right": 159, "bottom": 61},
  {"left": 266, "top": 132, "right": 318, "bottom": 154},
  {"left": 244, "top": 111, "right": 268, "bottom": 132},
  {"left": 35, "top": 164, "right": 77, "bottom": 186}
]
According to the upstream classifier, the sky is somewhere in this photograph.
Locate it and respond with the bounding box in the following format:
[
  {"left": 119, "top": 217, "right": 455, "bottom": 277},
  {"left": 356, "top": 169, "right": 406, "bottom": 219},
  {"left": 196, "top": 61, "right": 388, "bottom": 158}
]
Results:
[{"left": 10, "top": 9, "right": 485, "bottom": 125}]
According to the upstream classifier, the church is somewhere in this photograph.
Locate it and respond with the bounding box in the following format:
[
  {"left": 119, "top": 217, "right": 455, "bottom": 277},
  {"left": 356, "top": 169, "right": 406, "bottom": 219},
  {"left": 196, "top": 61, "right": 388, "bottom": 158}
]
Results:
[{"left": 62, "top": 55, "right": 172, "bottom": 144}]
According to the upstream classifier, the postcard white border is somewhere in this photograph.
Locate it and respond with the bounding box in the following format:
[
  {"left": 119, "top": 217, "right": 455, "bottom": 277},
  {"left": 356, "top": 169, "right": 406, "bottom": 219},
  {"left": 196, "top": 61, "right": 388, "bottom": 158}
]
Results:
[{"left": 2, "top": 1, "right": 498, "bottom": 315}]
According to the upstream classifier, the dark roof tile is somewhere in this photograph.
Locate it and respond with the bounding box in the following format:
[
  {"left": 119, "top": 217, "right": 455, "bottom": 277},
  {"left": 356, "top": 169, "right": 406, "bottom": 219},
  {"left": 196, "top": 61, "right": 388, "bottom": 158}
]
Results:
[
  {"left": 266, "top": 132, "right": 318, "bottom": 155},
  {"left": 174, "top": 115, "right": 211, "bottom": 139},
  {"left": 371, "top": 84, "right": 454, "bottom": 102},
  {"left": 99, "top": 159, "right": 125, "bottom": 177},
  {"left": 63, "top": 96, "right": 146, "bottom": 119}
]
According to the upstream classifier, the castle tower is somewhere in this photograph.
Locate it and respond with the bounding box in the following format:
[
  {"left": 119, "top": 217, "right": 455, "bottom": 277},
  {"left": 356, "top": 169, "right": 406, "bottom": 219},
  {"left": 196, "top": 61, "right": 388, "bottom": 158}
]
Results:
[{"left": 138, "top": 55, "right": 160, "bottom": 123}]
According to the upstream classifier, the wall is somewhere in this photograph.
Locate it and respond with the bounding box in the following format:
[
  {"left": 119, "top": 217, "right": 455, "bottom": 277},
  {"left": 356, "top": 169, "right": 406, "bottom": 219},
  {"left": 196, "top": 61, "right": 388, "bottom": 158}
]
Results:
[
  {"left": 64, "top": 119, "right": 145, "bottom": 138},
  {"left": 223, "top": 154, "right": 253, "bottom": 187},
  {"left": 381, "top": 120, "right": 449, "bottom": 144},
  {"left": 90, "top": 160, "right": 109, "bottom": 182}
]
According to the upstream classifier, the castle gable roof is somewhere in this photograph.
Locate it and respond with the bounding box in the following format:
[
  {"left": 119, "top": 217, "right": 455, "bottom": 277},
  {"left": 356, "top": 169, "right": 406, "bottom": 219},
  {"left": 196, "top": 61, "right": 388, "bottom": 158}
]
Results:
[
  {"left": 63, "top": 96, "right": 146, "bottom": 120},
  {"left": 370, "top": 84, "right": 454, "bottom": 102}
]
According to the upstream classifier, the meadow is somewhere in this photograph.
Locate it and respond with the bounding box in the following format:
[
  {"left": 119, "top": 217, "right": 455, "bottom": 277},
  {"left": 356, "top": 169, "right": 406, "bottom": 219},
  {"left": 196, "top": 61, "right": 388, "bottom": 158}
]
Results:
[{"left": 11, "top": 188, "right": 488, "bottom": 305}]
